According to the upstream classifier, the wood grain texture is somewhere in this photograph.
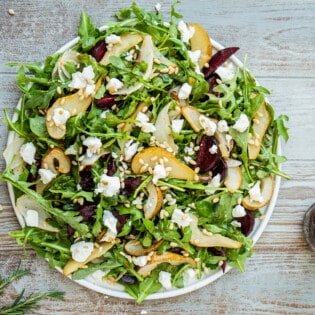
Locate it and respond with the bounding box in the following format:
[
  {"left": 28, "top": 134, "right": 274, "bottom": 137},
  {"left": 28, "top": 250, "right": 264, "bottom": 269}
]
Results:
[{"left": 0, "top": 0, "right": 314, "bottom": 314}]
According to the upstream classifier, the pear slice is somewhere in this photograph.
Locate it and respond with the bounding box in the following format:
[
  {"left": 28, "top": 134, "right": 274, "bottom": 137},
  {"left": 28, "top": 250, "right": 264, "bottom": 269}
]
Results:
[
  {"left": 137, "top": 251, "right": 197, "bottom": 277},
  {"left": 188, "top": 23, "right": 212, "bottom": 69},
  {"left": 41, "top": 147, "right": 71, "bottom": 174},
  {"left": 153, "top": 102, "right": 178, "bottom": 154},
  {"left": 46, "top": 77, "right": 102, "bottom": 139},
  {"left": 242, "top": 175, "right": 274, "bottom": 210},
  {"left": 181, "top": 105, "right": 203, "bottom": 132},
  {"left": 63, "top": 241, "right": 115, "bottom": 276},
  {"left": 131, "top": 147, "right": 196, "bottom": 181},
  {"left": 248, "top": 102, "right": 271, "bottom": 160},
  {"left": 124, "top": 239, "right": 163, "bottom": 256},
  {"left": 16, "top": 194, "right": 59, "bottom": 232},
  {"left": 189, "top": 214, "right": 242, "bottom": 248},
  {"left": 100, "top": 33, "right": 143, "bottom": 66},
  {"left": 224, "top": 164, "right": 243, "bottom": 193},
  {"left": 143, "top": 181, "right": 163, "bottom": 219}
]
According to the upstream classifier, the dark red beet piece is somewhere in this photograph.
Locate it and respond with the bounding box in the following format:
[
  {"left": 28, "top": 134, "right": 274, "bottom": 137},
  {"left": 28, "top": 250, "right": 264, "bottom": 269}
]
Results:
[
  {"left": 95, "top": 95, "right": 117, "bottom": 109},
  {"left": 107, "top": 157, "right": 117, "bottom": 176},
  {"left": 112, "top": 209, "right": 130, "bottom": 234},
  {"left": 207, "top": 73, "right": 223, "bottom": 97},
  {"left": 211, "top": 157, "right": 228, "bottom": 181},
  {"left": 89, "top": 41, "right": 107, "bottom": 62},
  {"left": 120, "top": 177, "right": 142, "bottom": 197},
  {"left": 196, "top": 135, "right": 221, "bottom": 173},
  {"left": 237, "top": 210, "right": 255, "bottom": 236},
  {"left": 203, "top": 47, "right": 239, "bottom": 79},
  {"left": 79, "top": 166, "right": 94, "bottom": 191},
  {"left": 79, "top": 203, "right": 97, "bottom": 222}
]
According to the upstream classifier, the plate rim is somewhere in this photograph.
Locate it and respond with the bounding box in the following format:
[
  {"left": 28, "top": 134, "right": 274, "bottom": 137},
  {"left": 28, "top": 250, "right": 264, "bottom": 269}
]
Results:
[{"left": 6, "top": 34, "right": 281, "bottom": 300}]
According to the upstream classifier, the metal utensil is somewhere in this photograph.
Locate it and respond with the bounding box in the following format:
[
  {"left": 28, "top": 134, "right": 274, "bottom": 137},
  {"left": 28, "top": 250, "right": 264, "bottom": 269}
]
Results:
[{"left": 303, "top": 203, "right": 315, "bottom": 251}]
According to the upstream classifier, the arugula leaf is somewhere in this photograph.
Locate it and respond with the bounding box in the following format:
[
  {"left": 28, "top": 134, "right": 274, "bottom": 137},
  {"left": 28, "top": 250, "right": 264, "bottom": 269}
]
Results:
[{"left": 78, "top": 11, "right": 100, "bottom": 51}]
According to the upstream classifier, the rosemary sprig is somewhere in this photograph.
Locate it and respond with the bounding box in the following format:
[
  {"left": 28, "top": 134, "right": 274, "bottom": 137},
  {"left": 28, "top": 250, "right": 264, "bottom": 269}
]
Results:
[{"left": 0, "top": 263, "right": 64, "bottom": 315}]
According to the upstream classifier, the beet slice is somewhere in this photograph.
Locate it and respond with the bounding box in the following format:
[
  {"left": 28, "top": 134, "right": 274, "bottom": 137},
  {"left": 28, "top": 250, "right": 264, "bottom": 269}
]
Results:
[
  {"left": 211, "top": 157, "right": 228, "bottom": 181},
  {"left": 79, "top": 202, "right": 97, "bottom": 223},
  {"left": 196, "top": 135, "right": 221, "bottom": 173},
  {"left": 89, "top": 41, "right": 107, "bottom": 62},
  {"left": 203, "top": 47, "right": 239, "bottom": 79},
  {"left": 120, "top": 176, "right": 142, "bottom": 197},
  {"left": 107, "top": 156, "right": 117, "bottom": 176},
  {"left": 95, "top": 95, "right": 117, "bottom": 109},
  {"left": 79, "top": 166, "right": 94, "bottom": 191},
  {"left": 237, "top": 210, "right": 255, "bottom": 236}
]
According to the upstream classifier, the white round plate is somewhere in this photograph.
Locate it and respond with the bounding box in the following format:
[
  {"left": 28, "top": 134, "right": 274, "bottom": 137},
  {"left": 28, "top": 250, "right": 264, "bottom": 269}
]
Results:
[{"left": 7, "top": 34, "right": 281, "bottom": 300}]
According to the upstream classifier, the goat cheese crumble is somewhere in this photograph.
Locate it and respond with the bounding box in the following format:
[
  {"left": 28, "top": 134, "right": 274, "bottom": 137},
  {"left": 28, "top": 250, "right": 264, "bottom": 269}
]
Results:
[
  {"left": 232, "top": 204, "right": 247, "bottom": 218},
  {"left": 106, "top": 78, "right": 124, "bottom": 94},
  {"left": 199, "top": 115, "right": 217, "bottom": 136},
  {"left": 95, "top": 174, "right": 121, "bottom": 197},
  {"left": 83, "top": 136, "right": 102, "bottom": 157},
  {"left": 19, "top": 142, "right": 36, "bottom": 165},
  {"left": 38, "top": 168, "right": 57, "bottom": 184},
  {"left": 69, "top": 65, "right": 95, "bottom": 96},
  {"left": 101, "top": 210, "right": 118, "bottom": 242},
  {"left": 171, "top": 208, "right": 192, "bottom": 228},
  {"left": 158, "top": 271, "right": 172, "bottom": 289},
  {"left": 178, "top": 83, "right": 192, "bottom": 100},
  {"left": 70, "top": 241, "right": 94, "bottom": 262},
  {"left": 249, "top": 181, "right": 264, "bottom": 202},
  {"left": 177, "top": 21, "right": 195, "bottom": 44},
  {"left": 233, "top": 113, "right": 250, "bottom": 133}
]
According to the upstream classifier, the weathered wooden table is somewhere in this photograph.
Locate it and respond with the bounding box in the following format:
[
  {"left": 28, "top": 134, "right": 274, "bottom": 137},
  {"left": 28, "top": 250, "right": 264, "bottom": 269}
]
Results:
[{"left": 0, "top": 0, "right": 314, "bottom": 314}]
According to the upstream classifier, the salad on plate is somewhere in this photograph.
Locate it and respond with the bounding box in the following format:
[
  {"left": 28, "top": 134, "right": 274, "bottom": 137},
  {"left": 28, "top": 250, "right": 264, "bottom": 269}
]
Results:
[{"left": 1, "top": 2, "right": 289, "bottom": 303}]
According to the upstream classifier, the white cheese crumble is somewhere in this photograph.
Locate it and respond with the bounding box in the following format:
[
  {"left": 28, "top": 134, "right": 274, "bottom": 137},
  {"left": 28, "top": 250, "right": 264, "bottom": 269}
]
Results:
[
  {"left": 133, "top": 255, "right": 149, "bottom": 267},
  {"left": 231, "top": 220, "right": 242, "bottom": 228},
  {"left": 135, "top": 112, "right": 156, "bottom": 133},
  {"left": 95, "top": 174, "right": 120, "bottom": 197},
  {"left": 106, "top": 78, "right": 124, "bottom": 94},
  {"left": 171, "top": 119, "right": 184, "bottom": 133},
  {"left": 124, "top": 140, "right": 139, "bottom": 161},
  {"left": 155, "top": 3, "right": 161, "bottom": 12},
  {"left": 177, "top": 20, "right": 195, "bottom": 44},
  {"left": 217, "top": 120, "right": 229, "bottom": 133},
  {"left": 105, "top": 34, "right": 121, "bottom": 45},
  {"left": 158, "top": 271, "right": 172, "bottom": 289},
  {"left": 65, "top": 144, "right": 77, "bottom": 155},
  {"left": 209, "top": 144, "right": 218, "bottom": 154},
  {"left": 152, "top": 164, "right": 167, "bottom": 184},
  {"left": 249, "top": 181, "right": 264, "bottom": 202},
  {"left": 25, "top": 209, "right": 39, "bottom": 227},
  {"left": 70, "top": 241, "right": 94, "bottom": 262},
  {"left": 183, "top": 268, "right": 196, "bottom": 285},
  {"left": 215, "top": 62, "right": 236, "bottom": 81},
  {"left": 171, "top": 208, "right": 192, "bottom": 228},
  {"left": 52, "top": 107, "right": 71, "bottom": 127},
  {"left": 69, "top": 65, "right": 95, "bottom": 96},
  {"left": 199, "top": 115, "right": 217, "bottom": 136},
  {"left": 83, "top": 136, "right": 102, "bottom": 157},
  {"left": 206, "top": 174, "right": 221, "bottom": 195},
  {"left": 38, "top": 168, "right": 57, "bottom": 184},
  {"left": 19, "top": 142, "right": 36, "bottom": 165},
  {"left": 233, "top": 113, "right": 250, "bottom": 133},
  {"left": 232, "top": 204, "right": 247, "bottom": 218},
  {"left": 102, "top": 210, "right": 118, "bottom": 242},
  {"left": 178, "top": 83, "right": 192, "bottom": 100}
]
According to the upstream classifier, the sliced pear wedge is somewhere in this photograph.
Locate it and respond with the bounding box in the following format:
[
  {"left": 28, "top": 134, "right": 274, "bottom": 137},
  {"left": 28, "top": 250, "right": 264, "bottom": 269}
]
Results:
[
  {"left": 181, "top": 105, "right": 203, "bottom": 132},
  {"left": 143, "top": 181, "right": 163, "bottom": 219},
  {"left": 137, "top": 251, "right": 197, "bottom": 277},
  {"left": 41, "top": 148, "right": 71, "bottom": 174},
  {"left": 16, "top": 194, "right": 59, "bottom": 232},
  {"left": 100, "top": 33, "right": 143, "bottom": 66},
  {"left": 189, "top": 214, "right": 242, "bottom": 248},
  {"left": 46, "top": 77, "right": 102, "bottom": 139},
  {"left": 224, "top": 163, "right": 243, "bottom": 193},
  {"left": 242, "top": 175, "right": 274, "bottom": 210},
  {"left": 63, "top": 241, "right": 115, "bottom": 276},
  {"left": 188, "top": 23, "right": 212, "bottom": 69},
  {"left": 124, "top": 239, "right": 163, "bottom": 256},
  {"left": 248, "top": 102, "right": 271, "bottom": 160},
  {"left": 153, "top": 102, "right": 178, "bottom": 154},
  {"left": 131, "top": 147, "right": 196, "bottom": 181}
]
